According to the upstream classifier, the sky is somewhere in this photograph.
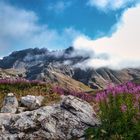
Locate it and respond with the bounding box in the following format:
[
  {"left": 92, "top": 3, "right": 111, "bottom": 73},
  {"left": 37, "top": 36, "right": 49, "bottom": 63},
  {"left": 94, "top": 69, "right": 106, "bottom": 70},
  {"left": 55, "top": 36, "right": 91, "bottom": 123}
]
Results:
[{"left": 0, "top": 0, "right": 140, "bottom": 68}]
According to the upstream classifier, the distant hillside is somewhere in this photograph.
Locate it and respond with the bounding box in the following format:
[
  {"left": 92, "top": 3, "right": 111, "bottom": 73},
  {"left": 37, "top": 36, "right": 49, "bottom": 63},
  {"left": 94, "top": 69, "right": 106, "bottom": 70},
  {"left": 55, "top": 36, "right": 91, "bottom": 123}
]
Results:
[{"left": 0, "top": 47, "right": 140, "bottom": 90}]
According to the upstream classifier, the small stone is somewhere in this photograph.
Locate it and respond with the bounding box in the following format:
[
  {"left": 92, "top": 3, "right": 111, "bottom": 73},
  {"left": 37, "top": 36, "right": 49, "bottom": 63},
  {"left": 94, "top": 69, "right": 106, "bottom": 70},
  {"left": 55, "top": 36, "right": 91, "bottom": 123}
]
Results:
[{"left": 7, "top": 93, "right": 14, "bottom": 97}]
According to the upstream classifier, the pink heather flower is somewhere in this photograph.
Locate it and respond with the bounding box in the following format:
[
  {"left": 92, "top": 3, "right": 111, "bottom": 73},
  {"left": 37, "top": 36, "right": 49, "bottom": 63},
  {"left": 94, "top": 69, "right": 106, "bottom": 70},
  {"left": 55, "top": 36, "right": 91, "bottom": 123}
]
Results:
[
  {"left": 121, "top": 104, "right": 127, "bottom": 112},
  {"left": 95, "top": 94, "right": 101, "bottom": 102},
  {"left": 134, "top": 102, "right": 139, "bottom": 109},
  {"left": 135, "top": 94, "right": 140, "bottom": 101},
  {"left": 112, "top": 90, "right": 116, "bottom": 97}
]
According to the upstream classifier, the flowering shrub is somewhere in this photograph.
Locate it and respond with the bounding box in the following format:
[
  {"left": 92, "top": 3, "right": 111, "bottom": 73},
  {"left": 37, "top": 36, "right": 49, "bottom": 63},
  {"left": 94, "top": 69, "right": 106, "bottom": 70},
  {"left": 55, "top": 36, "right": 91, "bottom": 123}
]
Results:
[
  {"left": 86, "top": 82, "right": 140, "bottom": 140},
  {"left": 0, "top": 78, "right": 95, "bottom": 107},
  {"left": 0, "top": 78, "right": 46, "bottom": 86},
  {"left": 52, "top": 86, "right": 94, "bottom": 102}
]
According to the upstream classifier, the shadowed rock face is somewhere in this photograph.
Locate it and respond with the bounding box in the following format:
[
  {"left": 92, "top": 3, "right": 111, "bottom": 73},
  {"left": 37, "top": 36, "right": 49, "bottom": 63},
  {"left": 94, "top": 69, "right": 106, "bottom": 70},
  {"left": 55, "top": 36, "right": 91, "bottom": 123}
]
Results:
[
  {"left": 0, "top": 95, "right": 99, "bottom": 140},
  {"left": 73, "top": 67, "right": 140, "bottom": 89},
  {"left": 0, "top": 47, "right": 140, "bottom": 90}
]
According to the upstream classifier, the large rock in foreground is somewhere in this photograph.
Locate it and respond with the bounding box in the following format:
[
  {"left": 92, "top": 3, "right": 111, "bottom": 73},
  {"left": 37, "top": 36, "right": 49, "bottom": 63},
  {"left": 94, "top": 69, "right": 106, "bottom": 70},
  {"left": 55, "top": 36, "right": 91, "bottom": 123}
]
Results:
[
  {"left": 0, "top": 95, "right": 99, "bottom": 140},
  {"left": 61, "top": 95, "right": 98, "bottom": 126}
]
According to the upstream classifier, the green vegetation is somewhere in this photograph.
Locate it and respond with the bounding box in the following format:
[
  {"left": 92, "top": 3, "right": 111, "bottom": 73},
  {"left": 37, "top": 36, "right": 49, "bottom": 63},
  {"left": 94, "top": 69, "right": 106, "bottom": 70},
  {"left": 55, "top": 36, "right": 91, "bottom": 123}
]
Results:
[
  {"left": 1, "top": 79, "right": 140, "bottom": 140},
  {"left": 0, "top": 80, "right": 61, "bottom": 107},
  {"left": 86, "top": 82, "right": 140, "bottom": 140}
]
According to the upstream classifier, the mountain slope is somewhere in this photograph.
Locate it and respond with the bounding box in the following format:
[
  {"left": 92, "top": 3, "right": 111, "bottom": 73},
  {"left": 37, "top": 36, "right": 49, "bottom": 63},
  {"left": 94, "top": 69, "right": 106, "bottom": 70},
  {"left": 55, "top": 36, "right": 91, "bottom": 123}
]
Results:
[{"left": 0, "top": 47, "right": 140, "bottom": 90}]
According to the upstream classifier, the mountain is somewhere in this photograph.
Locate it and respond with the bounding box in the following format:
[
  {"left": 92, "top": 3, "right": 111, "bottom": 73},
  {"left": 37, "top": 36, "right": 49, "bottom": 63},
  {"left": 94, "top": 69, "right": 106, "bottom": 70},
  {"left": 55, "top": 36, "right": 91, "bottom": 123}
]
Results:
[{"left": 0, "top": 47, "right": 140, "bottom": 91}]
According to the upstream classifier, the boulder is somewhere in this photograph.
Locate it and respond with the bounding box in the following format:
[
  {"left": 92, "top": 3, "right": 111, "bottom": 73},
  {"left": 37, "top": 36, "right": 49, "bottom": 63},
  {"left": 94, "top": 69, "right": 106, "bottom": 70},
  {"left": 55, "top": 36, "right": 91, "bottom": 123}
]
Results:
[
  {"left": 1, "top": 93, "right": 18, "bottom": 113},
  {"left": 20, "top": 95, "right": 44, "bottom": 110},
  {"left": 0, "top": 95, "right": 99, "bottom": 140},
  {"left": 61, "top": 95, "right": 100, "bottom": 126}
]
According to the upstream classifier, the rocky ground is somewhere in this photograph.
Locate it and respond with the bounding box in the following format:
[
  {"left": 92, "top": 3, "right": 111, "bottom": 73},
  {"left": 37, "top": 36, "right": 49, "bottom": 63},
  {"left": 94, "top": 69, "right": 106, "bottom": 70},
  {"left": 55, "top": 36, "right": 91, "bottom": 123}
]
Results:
[{"left": 0, "top": 93, "right": 99, "bottom": 140}]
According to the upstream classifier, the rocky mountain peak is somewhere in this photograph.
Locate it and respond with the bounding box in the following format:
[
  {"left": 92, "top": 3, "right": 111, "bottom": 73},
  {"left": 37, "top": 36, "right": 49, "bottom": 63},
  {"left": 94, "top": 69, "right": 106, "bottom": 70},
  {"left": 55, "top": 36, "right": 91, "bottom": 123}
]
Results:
[
  {"left": 0, "top": 47, "right": 140, "bottom": 90},
  {"left": 64, "top": 46, "right": 74, "bottom": 54}
]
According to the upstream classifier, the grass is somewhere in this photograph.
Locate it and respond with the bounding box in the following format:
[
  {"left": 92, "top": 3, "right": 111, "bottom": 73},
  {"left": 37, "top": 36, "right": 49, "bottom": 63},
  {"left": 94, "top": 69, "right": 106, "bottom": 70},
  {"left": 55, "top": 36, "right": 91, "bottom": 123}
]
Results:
[
  {"left": 0, "top": 80, "right": 61, "bottom": 107},
  {"left": 0, "top": 78, "right": 95, "bottom": 108}
]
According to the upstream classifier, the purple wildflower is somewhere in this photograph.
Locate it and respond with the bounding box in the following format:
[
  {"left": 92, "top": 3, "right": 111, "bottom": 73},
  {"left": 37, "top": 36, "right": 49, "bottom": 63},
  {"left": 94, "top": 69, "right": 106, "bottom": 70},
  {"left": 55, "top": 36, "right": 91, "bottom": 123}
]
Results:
[{"left": 121, "top": 104, "right": 127, "bottom": 112}]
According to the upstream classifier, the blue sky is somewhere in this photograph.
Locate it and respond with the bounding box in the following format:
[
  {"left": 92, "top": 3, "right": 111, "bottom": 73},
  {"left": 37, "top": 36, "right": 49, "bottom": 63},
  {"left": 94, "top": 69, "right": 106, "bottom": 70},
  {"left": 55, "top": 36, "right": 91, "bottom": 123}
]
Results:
[
  {"left": 4, "top": 0, "right": 120, "bottom": 38},
  {"left": 0, "top": 0, "right": 140, "bottom": 68}
]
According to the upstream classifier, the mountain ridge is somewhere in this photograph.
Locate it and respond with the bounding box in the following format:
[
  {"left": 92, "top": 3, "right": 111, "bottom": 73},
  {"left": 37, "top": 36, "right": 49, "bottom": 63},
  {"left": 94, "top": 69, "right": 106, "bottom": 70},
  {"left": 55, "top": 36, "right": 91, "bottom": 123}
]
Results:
[{"left": 0, "top": 47, "right": 140, "bottom": 90}]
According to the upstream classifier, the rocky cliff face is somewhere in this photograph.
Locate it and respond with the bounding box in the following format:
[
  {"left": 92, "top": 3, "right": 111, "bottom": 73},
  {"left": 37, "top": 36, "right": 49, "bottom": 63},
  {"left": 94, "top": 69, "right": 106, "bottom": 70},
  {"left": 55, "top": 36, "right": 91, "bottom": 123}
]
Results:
[
  {"left": 0, "top": 94, "right": 99, "bottom": 140},
  {"left": 73, "top": 67, "right": 140, "bottom": 89},
  {"left": 0, "top": 47, "right": 140, "bottom": 90}
]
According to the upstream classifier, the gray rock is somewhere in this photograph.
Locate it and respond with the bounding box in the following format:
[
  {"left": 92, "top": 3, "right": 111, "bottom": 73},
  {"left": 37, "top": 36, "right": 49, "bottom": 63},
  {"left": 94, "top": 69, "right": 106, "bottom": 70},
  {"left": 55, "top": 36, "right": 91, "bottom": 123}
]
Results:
[
  {"left": 17, "top": 107, "right": 27, "bottom": 113},
  {"left": 0, "top": 95, "right": 99, "bottom": 140},
  {"left": 1, "top": 93, "right": 18, "bottom": 113},
  {"left": 61, "top": 95, "right": 100, "bottom": 126},
  {"left": 20, "top": 95, "right": 44, "bottom": 110},
  {"left": 0, "top": 106, "right": 17, "bottom": 114}
]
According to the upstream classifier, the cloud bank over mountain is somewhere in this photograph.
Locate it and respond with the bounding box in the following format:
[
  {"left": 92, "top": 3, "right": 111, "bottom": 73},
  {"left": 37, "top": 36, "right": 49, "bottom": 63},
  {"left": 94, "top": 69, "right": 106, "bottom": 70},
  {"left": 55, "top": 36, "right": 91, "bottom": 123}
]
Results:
[
  {"left": 0, "top": 0, "right": 140, "bottom": 69},
  {"left": 73, "top": 3, "right": 140, "bottom": 69}
]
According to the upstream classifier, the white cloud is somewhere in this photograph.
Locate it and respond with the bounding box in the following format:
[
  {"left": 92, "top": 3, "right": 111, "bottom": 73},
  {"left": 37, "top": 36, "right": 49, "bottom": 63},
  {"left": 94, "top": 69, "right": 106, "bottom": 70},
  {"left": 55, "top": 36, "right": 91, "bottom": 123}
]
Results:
[
  {"left": 0, "top": 2, "right": 42, "bottom": 54},
  {"left": 1, "top": 1, "right": 140, "bottom": 70},
  {"left": 87, "top": 0, "right": 138, "bottom": 11},
  {"left": 47, "top": 1, "right": 71, "bottom": 13},
  {"left": 73, "top": 4, "right": 140, "bottom": 69},
  {"left": 0, "top": 2, "right": 80, "bottom": 57}
]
